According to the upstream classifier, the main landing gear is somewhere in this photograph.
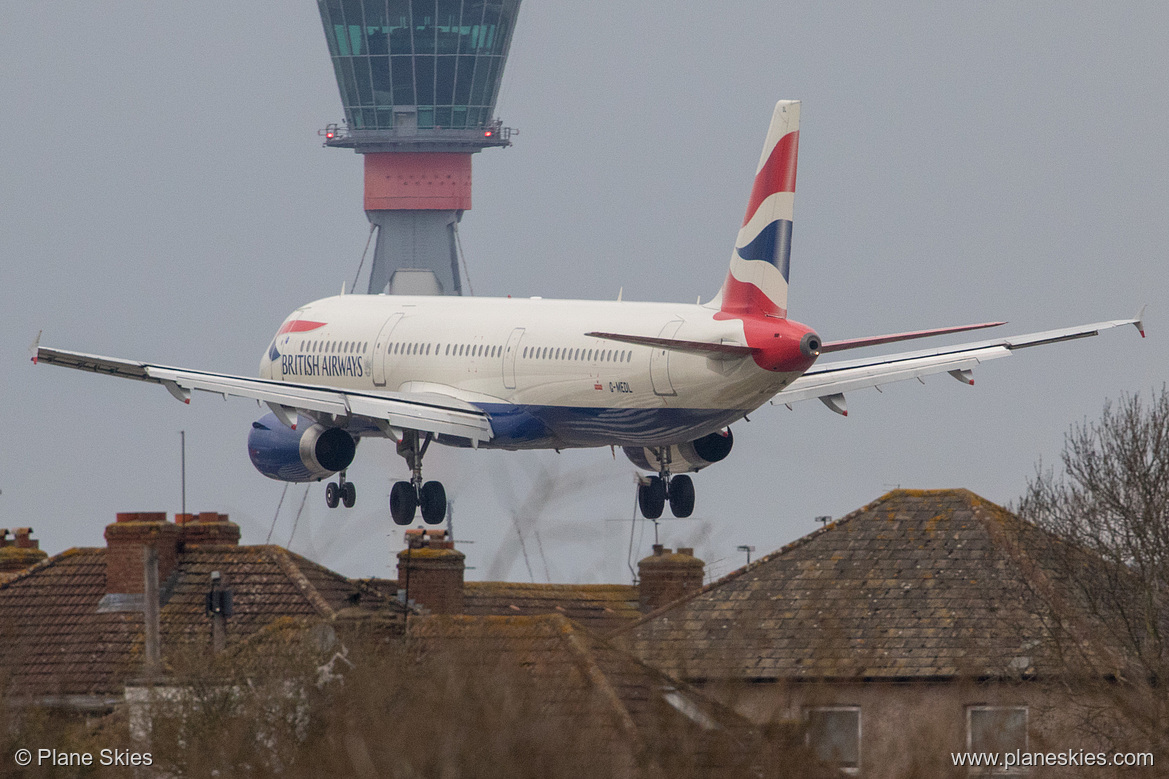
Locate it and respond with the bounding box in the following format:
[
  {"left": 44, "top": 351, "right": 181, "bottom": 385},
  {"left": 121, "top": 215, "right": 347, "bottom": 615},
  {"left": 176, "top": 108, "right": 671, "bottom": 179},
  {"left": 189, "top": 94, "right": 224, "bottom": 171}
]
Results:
[
  {"left": 390, "top": 430, "right": 447, "bottom": 526},
  {"left": 325, "top": 471, "right": 357, "bottom": 509},
  {"left": 637, "top": 449, "right": 696, "bottom": 520}
]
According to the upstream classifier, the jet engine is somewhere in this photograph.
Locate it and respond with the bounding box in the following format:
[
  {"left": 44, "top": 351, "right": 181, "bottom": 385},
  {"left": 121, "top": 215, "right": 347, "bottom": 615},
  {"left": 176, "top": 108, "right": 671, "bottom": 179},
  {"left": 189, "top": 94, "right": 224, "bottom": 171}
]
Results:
[
  {"left": 623, "top": 429, "right": 734, "bottom": 474},
  {"left": 247, "top": 412, "right": 357, "bottom": 482}
]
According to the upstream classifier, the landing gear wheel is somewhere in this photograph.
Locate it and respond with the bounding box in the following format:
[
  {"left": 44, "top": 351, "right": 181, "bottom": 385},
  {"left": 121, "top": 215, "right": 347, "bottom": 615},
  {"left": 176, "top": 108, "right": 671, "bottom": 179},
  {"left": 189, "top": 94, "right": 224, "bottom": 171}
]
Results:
[
  {"left": 419, "top": 481, "right": 447, "bottom": 525},
  {"left": 325, "top": 482, "right": 340, "bottom": 509},
  {"left": 668, "top": 474, "right": 695, "bottom": 518},
  {"left": 638, "top": 476, "right": 666, "bottom": 520},
  {"left": 341, "top": 481, "right": 356, "bottom": 508},
  {"left": 390, "top": 481, "right": 417, "bottom": 525}
]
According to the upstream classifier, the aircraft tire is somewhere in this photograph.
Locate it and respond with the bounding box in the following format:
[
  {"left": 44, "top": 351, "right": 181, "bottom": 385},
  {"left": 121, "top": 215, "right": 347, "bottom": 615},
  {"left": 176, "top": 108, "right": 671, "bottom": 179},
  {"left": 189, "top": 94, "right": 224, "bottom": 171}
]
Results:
[
  {"left": 668, "top": 475, "right": 695, "bottom": 518},
  {"left": 390, "top": 481, "right": 417, "bottom": 525},
  {"left": 420, "top": 481, "right": 447, "bottom": 525},
  {"left": 342, "top": 481, "right": 356, "bottom": 508},
  {"left": 638, "top": 476, "right": 666, "bottom": 520},
  {"left": 325, "top": 482, "right": 340, "bottom": 509}
]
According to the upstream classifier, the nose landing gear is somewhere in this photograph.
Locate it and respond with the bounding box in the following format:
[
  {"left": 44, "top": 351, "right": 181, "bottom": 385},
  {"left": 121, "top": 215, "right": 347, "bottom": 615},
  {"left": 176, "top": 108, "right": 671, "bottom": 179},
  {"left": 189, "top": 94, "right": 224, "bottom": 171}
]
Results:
[
  {"left": 390, "top": 430, "right": 447, "bottom": 526},
  {"left": 325, "top": 471, "right": 357, "bottom": 509},
  {"left": 636, "top": 449, "right": 696, "bottom": 519}
]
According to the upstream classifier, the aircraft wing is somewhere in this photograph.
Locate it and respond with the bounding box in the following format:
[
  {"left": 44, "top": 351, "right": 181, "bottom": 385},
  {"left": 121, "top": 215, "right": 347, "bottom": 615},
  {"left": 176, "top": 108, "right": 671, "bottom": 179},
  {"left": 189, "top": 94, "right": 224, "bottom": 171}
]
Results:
[
  {"left": 774, "top": 312, "right": 1146, "bottom": 416},
  {"left": 32, "top": 347, "right": 494, "bottom": 445}
]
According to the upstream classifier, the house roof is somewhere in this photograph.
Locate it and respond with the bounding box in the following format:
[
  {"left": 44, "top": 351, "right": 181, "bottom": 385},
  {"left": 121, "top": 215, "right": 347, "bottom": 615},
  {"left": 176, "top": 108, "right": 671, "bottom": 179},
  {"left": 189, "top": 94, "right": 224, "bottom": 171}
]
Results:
[
  {"left": 360, "top": 578, "right": 643, "bottom": 634},
  {"left": 618, "top": 489, "right": 1118, "bottom": 683},
  {"left": 0, "top": 545, "right": 401, "bottom": 703},
  {"left": 463, "top": 582, "right": 641, "bottom": 633},
  {"left": 407, "top": 614, "right": 761, "bottom": 777}
]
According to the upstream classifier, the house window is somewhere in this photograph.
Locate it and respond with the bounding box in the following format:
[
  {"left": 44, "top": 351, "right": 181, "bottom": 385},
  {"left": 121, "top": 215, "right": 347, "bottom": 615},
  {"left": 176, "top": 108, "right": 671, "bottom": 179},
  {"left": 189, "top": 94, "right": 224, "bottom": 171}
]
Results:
[
  {"left": 805, "top": 706, "right": 860, "bottom": 774},
  {"left": 967, "top": 706, "right": 1027, "bottom": 771}
]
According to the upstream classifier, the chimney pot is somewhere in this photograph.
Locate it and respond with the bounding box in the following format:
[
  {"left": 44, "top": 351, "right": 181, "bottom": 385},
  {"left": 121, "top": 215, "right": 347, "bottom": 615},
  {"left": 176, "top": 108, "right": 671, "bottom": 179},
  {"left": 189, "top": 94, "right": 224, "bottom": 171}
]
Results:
[
  {"left": 13, "top": 528, "right": 38, "bottom": 550},
  {"left": 397, "top": 532, "right": 464, "bottom": 614},
  {"left": 180, "top": 512, "right": 240, "bottom": 548},
  {"left": 0, "top": 527, "right": 47, "bottom": 574},
  {"left": 638, "top": 545, "right": 704, "bottom": 613},
  {"left": 105, "top": 513, "right": 180, "bottom": 594}
]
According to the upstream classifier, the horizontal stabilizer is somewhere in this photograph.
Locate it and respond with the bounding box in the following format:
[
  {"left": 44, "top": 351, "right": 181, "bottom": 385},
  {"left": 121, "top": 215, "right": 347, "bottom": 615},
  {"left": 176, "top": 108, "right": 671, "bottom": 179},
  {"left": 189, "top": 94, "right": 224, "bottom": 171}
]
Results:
[
  {"left": 819, "top": 321, "right": 1006, "bottom": 354},
  {"left": 585, "top": 331, "right": 755, "bottom": 356}
]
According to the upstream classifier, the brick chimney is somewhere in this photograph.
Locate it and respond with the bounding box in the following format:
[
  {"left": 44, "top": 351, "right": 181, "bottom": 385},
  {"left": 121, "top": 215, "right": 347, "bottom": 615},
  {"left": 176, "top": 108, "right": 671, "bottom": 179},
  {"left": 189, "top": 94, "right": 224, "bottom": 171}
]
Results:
[
  {"left": 176, "top": 511, "right": 241, "bottom": 548},
  {"left": 0, "top": 528, "right": 48, "bottom": 576},
  {"left": 638, "top": 545, "right": 704, "bottom": 613},
  {"left": 104, "top": 513, "right": 181, "bottom": 594},
  {"left": 397, "top": 529, "right": 465, "bottom": 614}
]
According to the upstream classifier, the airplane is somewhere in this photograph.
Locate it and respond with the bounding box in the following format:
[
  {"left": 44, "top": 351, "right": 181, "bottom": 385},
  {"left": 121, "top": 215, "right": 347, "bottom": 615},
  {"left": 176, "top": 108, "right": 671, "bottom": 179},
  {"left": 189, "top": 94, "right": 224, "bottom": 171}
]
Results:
[{"left": 33, "top": 100, "right": 1145, "bottom": 526}]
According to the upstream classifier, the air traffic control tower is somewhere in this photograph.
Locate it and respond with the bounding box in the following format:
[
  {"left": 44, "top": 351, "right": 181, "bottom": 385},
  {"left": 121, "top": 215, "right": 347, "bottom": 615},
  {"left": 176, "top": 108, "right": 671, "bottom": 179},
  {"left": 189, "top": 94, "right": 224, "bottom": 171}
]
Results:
[{"left": 317, "top": 0, "right": 521, "bottom": 295}]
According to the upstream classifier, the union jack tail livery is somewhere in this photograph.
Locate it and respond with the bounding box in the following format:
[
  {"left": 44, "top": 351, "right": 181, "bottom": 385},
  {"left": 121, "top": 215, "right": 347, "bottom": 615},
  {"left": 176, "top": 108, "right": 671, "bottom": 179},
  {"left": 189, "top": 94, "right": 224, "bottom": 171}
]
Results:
[{"left": 719, "top": 99, "right": 800, "bottom": 318}]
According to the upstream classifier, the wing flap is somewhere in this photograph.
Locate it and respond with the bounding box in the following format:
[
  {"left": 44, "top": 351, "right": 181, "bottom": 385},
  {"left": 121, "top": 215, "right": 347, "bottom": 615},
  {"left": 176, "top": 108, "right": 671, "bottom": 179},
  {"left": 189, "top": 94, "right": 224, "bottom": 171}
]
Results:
[
  {"left": 777, "top": 349, "right": 1007, "bottom": 404},
  {"left": 34, "top": 347, "right": 493, "bottom": 444}
]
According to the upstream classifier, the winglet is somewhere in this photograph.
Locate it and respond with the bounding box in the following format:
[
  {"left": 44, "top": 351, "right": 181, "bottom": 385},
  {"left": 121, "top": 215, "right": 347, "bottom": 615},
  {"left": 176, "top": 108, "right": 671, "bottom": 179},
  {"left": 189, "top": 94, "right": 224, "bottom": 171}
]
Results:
[
  {"left": 1134, "top": 304, "right": 1147, "bottom": 338},
  {"left": 29, "top": 331, "right": 42, "bottom": 365}
]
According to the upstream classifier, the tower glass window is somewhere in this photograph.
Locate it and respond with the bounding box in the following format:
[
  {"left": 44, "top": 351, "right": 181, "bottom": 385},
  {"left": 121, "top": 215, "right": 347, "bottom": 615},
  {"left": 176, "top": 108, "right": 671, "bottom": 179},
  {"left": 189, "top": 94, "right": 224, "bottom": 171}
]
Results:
[{"left": 319, "top": 0, "right": 520, "bottom": 130}]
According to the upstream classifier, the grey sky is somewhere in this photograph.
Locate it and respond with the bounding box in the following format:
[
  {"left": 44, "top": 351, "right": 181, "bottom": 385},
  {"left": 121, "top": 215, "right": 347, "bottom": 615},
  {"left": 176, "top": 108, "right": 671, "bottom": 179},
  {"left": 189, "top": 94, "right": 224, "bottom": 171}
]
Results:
[{"left": 2, "top": 3, "right": 1163, "bottom": 583}]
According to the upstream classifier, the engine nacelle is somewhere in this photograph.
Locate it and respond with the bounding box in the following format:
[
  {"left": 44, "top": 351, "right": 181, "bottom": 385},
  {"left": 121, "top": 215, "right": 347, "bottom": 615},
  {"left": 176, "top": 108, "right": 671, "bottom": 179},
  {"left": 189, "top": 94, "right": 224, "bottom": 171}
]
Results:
[
  {"left": 247, "top": 413, "right": 357, "bottom": 482},
  {"left": 623, "top": 429, "right": 734, "bottom": 474}
]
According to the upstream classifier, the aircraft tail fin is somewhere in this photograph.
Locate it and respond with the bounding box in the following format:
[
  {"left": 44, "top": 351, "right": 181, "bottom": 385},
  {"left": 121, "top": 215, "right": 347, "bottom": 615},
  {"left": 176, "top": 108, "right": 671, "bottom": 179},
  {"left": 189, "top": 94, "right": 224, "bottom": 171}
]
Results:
[{"left": 716, "top": 100, "right": 800, "bottom": 318}]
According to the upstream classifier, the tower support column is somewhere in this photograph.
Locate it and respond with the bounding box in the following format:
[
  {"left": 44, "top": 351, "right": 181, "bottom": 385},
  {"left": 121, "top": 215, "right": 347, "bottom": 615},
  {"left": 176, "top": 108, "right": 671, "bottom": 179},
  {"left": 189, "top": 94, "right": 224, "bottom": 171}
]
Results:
[{"left": 363, "top": 152, "right": 472, "bottom": 295}]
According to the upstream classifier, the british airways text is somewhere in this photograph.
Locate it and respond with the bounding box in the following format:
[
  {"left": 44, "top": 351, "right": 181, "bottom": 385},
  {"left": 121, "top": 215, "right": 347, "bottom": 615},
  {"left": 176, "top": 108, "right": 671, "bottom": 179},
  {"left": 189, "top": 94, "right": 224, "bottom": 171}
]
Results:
[{"left": 281, "top": 354, "right": 364, "bottom": 378}]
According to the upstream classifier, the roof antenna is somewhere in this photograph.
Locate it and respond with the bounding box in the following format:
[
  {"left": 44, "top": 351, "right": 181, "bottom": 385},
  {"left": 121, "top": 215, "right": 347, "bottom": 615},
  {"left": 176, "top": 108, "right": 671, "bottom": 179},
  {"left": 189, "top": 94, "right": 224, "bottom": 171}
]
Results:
[{"left": 180, "top": 430, "right": 187, "bottom": 518}]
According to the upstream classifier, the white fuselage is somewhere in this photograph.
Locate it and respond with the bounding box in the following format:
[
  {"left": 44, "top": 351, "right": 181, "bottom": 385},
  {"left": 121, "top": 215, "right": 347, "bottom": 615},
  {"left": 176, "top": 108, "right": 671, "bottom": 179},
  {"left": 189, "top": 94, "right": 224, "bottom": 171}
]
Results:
[{"left": 259, "top": 294, "right": 808, "bottom": 450}]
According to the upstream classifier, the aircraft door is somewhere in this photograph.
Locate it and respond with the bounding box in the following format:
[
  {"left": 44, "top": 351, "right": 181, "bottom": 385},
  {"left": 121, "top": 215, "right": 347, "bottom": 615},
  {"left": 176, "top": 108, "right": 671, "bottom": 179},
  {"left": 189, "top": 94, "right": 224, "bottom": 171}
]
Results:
[
  {"left": 372, "top": 312, "right": 405, "bottom": 387},
  {"left": 503, "top": 327, "right": 525, "bottom": 389},
  {"left": 650, "top": 319, "right": 684, "bottom": 396}
]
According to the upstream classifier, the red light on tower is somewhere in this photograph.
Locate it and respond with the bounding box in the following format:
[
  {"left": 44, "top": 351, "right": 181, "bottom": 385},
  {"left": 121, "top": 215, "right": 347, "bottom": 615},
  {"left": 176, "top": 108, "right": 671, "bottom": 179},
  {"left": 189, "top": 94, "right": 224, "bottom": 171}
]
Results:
[{"left": 483, "top": 129, "right": 494, "bottom": 138}]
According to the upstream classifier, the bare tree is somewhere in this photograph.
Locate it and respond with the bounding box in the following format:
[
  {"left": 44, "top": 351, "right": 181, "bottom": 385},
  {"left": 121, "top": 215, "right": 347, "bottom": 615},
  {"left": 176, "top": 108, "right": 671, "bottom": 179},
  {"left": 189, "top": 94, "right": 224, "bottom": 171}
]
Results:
[{"left": 1016, "top": 388, "right": 1169, "bottom": 760}]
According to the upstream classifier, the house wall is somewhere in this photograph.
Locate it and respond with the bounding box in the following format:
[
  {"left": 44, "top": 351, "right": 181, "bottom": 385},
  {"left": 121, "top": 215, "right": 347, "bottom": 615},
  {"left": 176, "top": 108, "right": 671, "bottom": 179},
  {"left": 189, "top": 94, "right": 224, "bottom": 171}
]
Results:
[{"left": 696, "top": 679, "right": 1127, "bottom": 778}]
